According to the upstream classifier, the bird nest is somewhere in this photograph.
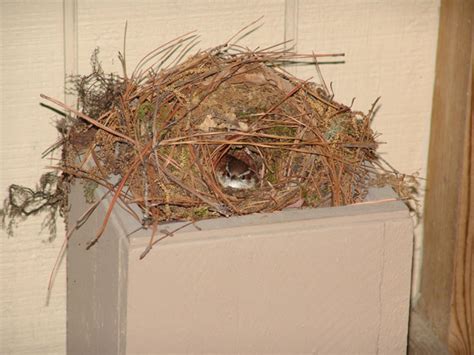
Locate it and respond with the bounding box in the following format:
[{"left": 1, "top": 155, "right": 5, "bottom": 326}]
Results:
[{"left": 31, "top": 34, "right": 416, "bottom": 251}]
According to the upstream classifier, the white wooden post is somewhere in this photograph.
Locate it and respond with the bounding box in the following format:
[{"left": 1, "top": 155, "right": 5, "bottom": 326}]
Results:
[{"left": 68, "top": 186, "right": 413, "bottom": 354}]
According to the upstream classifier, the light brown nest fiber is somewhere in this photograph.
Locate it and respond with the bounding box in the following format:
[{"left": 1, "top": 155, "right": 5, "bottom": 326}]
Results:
[{"left": 39, "top": 34, "right": 406, "bottom": 251}]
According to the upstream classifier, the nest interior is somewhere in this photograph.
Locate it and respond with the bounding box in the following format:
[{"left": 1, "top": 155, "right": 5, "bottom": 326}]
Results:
[{"left": 38, "top": 35, "right": 399, "bottom": 242}]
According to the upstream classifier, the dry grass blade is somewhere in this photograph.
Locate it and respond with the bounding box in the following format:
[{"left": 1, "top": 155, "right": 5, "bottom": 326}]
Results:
[{"left": 40, "top": 94, "right": 137, "bottom": 146}]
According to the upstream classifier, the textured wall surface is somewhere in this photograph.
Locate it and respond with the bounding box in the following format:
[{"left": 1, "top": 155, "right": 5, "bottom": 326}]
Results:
[
  {"left": 0, "top": 1, "right": 66, "bottom": 354},
  {"left": 1, "top": 0, "right": 439, "bottom": 353}
]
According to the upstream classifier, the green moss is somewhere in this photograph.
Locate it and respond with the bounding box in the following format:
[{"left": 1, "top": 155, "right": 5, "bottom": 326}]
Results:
[
  {"left": 235, "top": 106, "right": 259, "bottom": 118},
  {"left": 266, "top": 170, "right": 278, "bottom": 184},
  {"left": 192, "top": 206, "right": 210, "bottom": 218},
  {"left": 137, "top": 101, "right": 154, "bottom": 120},
  {"left": 266, "top": 125, "right": 297, "bottom": 137},
  {"left": 305, "top": 193, "right": 320, "bottom": 206},
  {"left": 83, "top": 180, "right": 98, "bottom": 204},
  {"left": 301, "top": 188, "right": 320, "bottom": 206},
  {"left": 157, "top": 104, "right": 172, "bottom": 123}
]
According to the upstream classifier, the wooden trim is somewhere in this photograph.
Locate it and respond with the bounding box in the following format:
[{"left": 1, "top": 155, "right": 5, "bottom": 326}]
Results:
[
  {"left": 448, "top": 21, "right": 474, "bottom": 352},
  {"left": 416, "top": 0, "right": 474, "bottom": 352},
  {"left": 409, "top": 310, "right": 449, "bottom": 355}
]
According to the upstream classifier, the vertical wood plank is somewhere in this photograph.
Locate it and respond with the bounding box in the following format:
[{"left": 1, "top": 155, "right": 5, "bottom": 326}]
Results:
[
  {"left": 408, "top": 310, "right": 449, "bottom": 354},
  {"left": 448, "top": 24, "right": 474, "bottom": 353},
  {"left": 419, "top": 0, "right": 474, "bottom": 351}
]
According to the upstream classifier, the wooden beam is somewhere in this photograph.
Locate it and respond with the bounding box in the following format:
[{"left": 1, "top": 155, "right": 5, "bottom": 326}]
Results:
[
  {"left": 409, "top": 310, "right": 449, "bottom": 355},
  {"left": 418, "top": 0, "right": 474, "bottom": 352},
  {"left": 448, "top": 20, "right": 474, "bottom": 352}
]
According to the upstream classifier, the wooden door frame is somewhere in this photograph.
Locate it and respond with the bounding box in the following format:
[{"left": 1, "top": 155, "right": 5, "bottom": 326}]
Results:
[{"left": 410, "top": 0, "right": 473, "bottom": 353}]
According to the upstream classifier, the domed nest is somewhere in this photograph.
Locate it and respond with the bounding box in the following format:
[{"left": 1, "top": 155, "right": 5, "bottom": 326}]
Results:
[
  {"left": 56, "top": 41, "right": 381, "bottom": 228},
  {"left": 39, "top": 35, "right": 405, "bottom": 250}
]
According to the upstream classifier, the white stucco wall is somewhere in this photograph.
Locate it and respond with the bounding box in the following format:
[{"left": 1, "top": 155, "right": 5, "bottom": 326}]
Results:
[{"left": 0, "top": 1, "right": 439, "bottom": 353}]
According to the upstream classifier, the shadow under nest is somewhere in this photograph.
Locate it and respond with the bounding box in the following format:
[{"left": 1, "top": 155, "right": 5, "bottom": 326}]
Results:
[{"left": 55, "top": 42, "right": 381, "bottom": 231}]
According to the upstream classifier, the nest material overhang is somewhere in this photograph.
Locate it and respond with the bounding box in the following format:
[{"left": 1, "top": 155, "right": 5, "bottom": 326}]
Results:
[{"left": 45, "top": 42, "right": 382, "bottom": 243}]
